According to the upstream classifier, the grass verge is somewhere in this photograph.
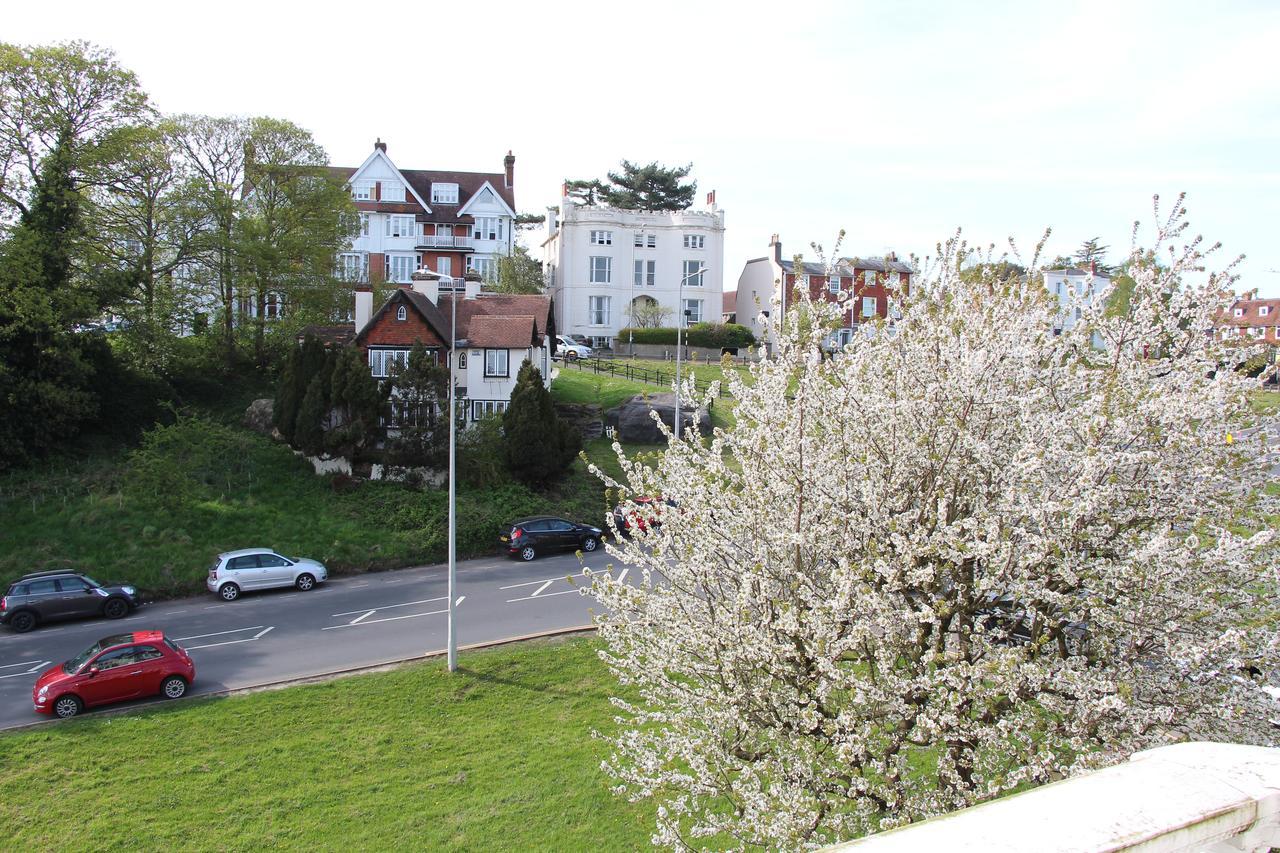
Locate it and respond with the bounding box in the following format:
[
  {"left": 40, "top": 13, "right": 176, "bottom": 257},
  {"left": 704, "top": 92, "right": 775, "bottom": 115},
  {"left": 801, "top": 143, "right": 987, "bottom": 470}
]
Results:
[{"left": 0, "top": 636, "right": 655, "bottom": 851}]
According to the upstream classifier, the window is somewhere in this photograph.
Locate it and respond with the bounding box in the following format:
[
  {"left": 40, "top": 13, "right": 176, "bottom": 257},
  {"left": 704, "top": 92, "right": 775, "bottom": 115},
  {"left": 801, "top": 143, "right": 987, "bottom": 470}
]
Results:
[
  {"left": 468, "top": 256, "right": 496, "bottom": 281},
  {"left": 1055, "top": 281, "right": 1062, "bottom": 296},
  {"left": 828, "top": 276, "right": 841, "bottom": 295},
  {"left": 889, "top": 271, "right": 902, "bottom": 288},
  {"left": 682, "top": 260, "right": 705, "bottom": 286},
  {"left": 589, "top": 335, "right": 611, "bottom": 349},
  {"left": 590, "top": 256, "right": 612, "bottom": 284},
  {"left": 93, "top": 648, "right": 137, "bottom": 671},
  {"left": 682, "top": 298, "right": 703, "bottom": 325},
  {"left": 359, "top": 213, "right": 370, "bottom": 237},
  {"left": 386, "top": 215, "right": 416, "bottom": 238},
  {"left": 634, "top": 259, "right": 655, "bottom": 287},
  {"left": 862, "top": 296, "right": 877, "bottom": 317},
  {"left": 352, "top": 179, "right": 375, "bottom": 200},
  {"left": 134, "top": 645, "right": 164, "bottom": 662},
  {"left": 258, "top": 554, "right": 290, "bottom": 567},
  {"left": 56, "top": 577, "right": 91, "bottom": 592},
  {"left": 396, "top": 305, "right": 407, "bottom": 321},
  {"left": 471, "top": 400, "right": 508, "bottom": 420},
  {"left": 432, "top": 183, "right": 459, "bottom": 204},
  {"left": 436, "top": 257, "right": 452, "bottom": 277},
  {"left": 473, "top": 217, "right": 503, "bottom": 241},
  {"left": 339, "top": 252, "right": 367, "bottom": 282},
  {"left": 387, "top": 254, "right": 415, "bottom": 283},
  {"left": 459, "top": 352, "right": 467, "bottom": 369},
  {"left": 1262, "top": 306, "right": 1272, "bottom": 317},
  {"left": 1074, "top": 307, "right": 1082, "bottom": 320},
  {"left": 27, "top": 579, "right": 56, "bottom": 596},
  {"left": 590, "top": 230, "right": 613, "bottom": 245},
  {"left": 368, "top": 348, "right": 410, "bottom": 378},
  {"left": 683, "top": 234, "right": 705, "bottom": 249},
  {"left": 634, "top": 233, "right": 656, "bottom": 248},
  {"left": 264, "top": 292, "right": 282, "bottom": 319},
  {"left": 380, "top": 182, "right": 405, "bottom": 202},
  {"left": 1252, "top": 327, "right": 1266, "bottom": 338},
  {"left": 484, "top": 349, "right": 509, "bottom": 377},
  {"left": 589, "top": 295, "right": 611, "bottom": 326},
  {"left": 864, "top": 270, "right": 877, "bottom": 288}
]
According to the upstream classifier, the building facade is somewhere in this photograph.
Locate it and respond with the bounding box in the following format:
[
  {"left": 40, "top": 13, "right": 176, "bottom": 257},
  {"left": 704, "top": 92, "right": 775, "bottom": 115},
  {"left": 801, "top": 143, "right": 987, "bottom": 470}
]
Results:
[
  {"left": 1219, "top": 295, "right": 1280, "bottom": 345},
  {"left": 542, "top": 189, "right": 726, "bottom": 349},
  {"left": 732, "top": 235, "right": 915, "bottom": 350},
  {"left": 331, "top": 140, "right": 517, "bottom": 290},
  {"left": 1043, "top": 265, "right": 1111, "bottom": 333}
]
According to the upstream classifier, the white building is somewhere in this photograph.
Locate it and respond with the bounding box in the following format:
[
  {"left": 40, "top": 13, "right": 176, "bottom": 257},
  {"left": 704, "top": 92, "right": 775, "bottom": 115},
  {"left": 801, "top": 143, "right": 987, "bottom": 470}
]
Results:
[
  {"left": 1043, "top": 265, "right": 1111, "bottom": 332},
  {"left": 542, "top": 189, "right": 726, "bottom": 349}
]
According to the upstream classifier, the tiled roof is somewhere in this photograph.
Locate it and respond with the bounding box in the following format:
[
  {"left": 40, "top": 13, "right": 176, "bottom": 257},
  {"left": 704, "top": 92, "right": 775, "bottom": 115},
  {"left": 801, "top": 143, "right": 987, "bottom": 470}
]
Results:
[
  {"left": 439, "top": 293, "right": 553, "bottom": 346},
  {"left": 465, "top": 315, "right": 537, "bottom": 348},
  {"left": 300, "top": 324, "right": 356, "bottom": 348},
  {"left": 781, "top": 256, "right": 916, "bottom": 276},
  {"left": 722, "top": 290, "right": 737, "bottom": 313},
  {"left": 354, "top": 288, "right": 451, "bottom": 346},
  {"left": 325, "top": 164, "right": 515, "bottom": 224},
  {"left": 1222, "top": 298, "right": 1280, "bottom": 328}
]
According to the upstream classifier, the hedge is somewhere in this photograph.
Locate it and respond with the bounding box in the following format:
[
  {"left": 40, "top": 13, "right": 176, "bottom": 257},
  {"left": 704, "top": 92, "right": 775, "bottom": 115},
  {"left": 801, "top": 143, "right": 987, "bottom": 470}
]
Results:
[{"left": 616, "top": 323, "right": 755, "bottom": 349}]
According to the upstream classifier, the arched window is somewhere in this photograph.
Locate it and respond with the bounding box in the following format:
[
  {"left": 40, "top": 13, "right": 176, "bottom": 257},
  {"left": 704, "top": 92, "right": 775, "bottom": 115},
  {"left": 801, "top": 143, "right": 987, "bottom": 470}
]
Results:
[
  {"left": 396, "top": 305, "right": 407, "bottom": 321},
  {"left": 459, "top": 352, "right": 467, "bottom": 368}
]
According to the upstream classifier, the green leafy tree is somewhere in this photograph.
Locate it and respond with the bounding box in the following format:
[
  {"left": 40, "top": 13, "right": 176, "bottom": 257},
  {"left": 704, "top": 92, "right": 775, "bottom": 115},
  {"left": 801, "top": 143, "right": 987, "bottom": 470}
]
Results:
[
  {"left": 494, "top": 244, "right": 546, "bottom": 294},
  {"left": 502, "top": 361, "right": 580, "bottom": 486},
  {"left": 325, "top": 346, "right": 385, "bottom": 460},
  {"left": 513, "top": 211, "right": 545, "bottom": 231},
  {"left": 563, "top": 178, "right": 605, "bottom": 206},
  {"left": 385, "top": 342, "right": 450, "bottom": 468},
  {"left": 600, "top": 160, "right": 696, "bottom": 211}
]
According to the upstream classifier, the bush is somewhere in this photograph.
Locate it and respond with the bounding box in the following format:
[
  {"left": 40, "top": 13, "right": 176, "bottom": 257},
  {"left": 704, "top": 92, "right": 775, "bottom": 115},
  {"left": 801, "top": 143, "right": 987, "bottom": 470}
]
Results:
[{"left": 616, "top": 323, "right": 754, "bottom": 349}]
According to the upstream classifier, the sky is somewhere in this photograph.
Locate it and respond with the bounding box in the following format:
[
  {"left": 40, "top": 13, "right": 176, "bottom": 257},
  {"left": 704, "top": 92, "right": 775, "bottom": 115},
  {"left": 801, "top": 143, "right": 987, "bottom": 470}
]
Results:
[{"left": 8, "top": 0, "right": 1280, "bottom": 292}]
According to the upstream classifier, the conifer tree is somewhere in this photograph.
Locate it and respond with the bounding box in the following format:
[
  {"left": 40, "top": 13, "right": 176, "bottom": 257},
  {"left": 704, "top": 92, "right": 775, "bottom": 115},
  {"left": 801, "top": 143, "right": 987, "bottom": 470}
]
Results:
[
  {"left": 274, "top": 333, "right": 327, "bottom": 445},
  {"left": 384, "top": 342, "right": 450, "bottom": 468},
  {"left": 502, "top": 361, "right": 579, "bottom": 485},
  {"left": 325, "top": 346, "right": 385, "bottom": 459},
  {"left": 600, "top": 160, "right": 696, "bottom": 211}
]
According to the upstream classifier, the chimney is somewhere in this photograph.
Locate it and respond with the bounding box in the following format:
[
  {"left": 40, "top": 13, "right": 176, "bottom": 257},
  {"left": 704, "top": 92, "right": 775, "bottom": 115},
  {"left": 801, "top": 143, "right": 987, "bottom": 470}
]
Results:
[
  {"left": 504, "top": 150, "right": 515, "bottom": 189},
  {"left": 354, "top": 282, "right": 373, "bottom": 333},
  {"left": 706, "top": 189, "right": 716, "bottom": 207},
  {"left": 464, "top": 270, "right": 482, "bottom": 300},
  {"left": 545, "top": 205, "right": 558, "bottom": 237},
  {"left": 1089, "top": 260, "right": 1097, "bottom": 275},
  {"left": 374, "top": 138, "right": 386, "bottom": 153},
  {"left": 770, "top": 234, "right": 782, "bottom": 265},
  {"left": 410, "top": 267, "right": 439, "bottom": 304}
]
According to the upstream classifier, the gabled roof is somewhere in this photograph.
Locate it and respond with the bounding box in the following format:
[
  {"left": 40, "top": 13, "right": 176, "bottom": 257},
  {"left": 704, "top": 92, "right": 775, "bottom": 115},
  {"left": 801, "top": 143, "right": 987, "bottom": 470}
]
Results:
[
  {"left": 780, "top": 257, "right": 916, "bottom": 277},
  {"left": 344, "top": 147, "right": 432, "bottom": 212},
  {"left": 466, "top": 315, "right": 538, "bottom": 348},
  {"left": 457, "top": 179, "right": 517, "bottom": 219},
  {"left": 1222, "top": 298, "right": 1280, "bottom": 328},
  {"left": 355, "top": 288, "right": 451, "bottom": 346},
  {"left": 722, "top": 291, "right": 737, "bottom": 313},
  {"left": 440, "top": 293, "right": 553, "bottom": 347},
  {"left": 300, "top": 324, "right": 357, "bottom": 348},
  {"left": 324, "top": 164, "right": 516, "bottom": 225}
]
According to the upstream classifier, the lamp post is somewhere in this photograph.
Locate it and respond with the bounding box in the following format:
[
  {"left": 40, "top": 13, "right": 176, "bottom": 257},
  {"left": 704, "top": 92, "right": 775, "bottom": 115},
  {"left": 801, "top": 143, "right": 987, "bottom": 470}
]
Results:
[{"left": 674, "top": 263, "right": 705, "bottom": 442}]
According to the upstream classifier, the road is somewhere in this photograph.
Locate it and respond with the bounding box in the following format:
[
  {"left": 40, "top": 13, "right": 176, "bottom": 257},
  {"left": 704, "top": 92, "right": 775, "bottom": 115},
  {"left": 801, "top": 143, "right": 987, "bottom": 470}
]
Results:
[{"left": 0, "top": 549, "right": 628, "bottom": 730}]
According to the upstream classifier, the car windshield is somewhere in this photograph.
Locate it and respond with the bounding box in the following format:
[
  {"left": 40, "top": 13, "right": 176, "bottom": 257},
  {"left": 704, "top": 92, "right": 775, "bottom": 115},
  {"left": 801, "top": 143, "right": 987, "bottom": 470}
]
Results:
[
  {"left": 64, "top": 633, "right": 134, "bottom": 674},
  {"left": 79, "top": 575, "right": 103, "bottom": 588}
]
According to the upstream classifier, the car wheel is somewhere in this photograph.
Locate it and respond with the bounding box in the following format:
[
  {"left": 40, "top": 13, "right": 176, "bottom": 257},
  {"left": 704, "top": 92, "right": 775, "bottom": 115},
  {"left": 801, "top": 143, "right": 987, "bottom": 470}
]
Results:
[
  {"left": 8, "top": 611, "right": 36, "bottom": 633},
  {"left": 519, "top": 545, "right": 536, "bottom": 561},
  {"left": 53, "top": 695, "right": 82, "bottom": 719},
  {"left": 219, "top": 583, "right": 240, "bottom": 602},
  {"left": 103, "top": 597, "right": 129, "bottom": 619},
  {"left": 161, "top": 676, "right": 188, "bottom": 700},
  {"left": 295, "top": 573, "right": 316, "bottom": 591},
  {"left": 566, "top": 351, "right": 578, "bottom": 361},
  {"left": 582, "top": 536, "right": 599, "bottom": 552}
]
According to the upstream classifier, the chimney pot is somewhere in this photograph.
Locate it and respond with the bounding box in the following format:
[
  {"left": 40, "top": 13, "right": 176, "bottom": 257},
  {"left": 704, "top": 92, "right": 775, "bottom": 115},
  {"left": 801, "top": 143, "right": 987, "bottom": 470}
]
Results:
[{"left": 504, "top": 151, "right": 515, "bottom": 189}]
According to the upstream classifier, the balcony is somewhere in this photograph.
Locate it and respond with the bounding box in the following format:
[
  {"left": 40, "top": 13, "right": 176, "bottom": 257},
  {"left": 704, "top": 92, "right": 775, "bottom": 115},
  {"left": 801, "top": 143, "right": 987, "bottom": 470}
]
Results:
[{"left": 416, "top": 235, "right": 474, "bottom": 251}]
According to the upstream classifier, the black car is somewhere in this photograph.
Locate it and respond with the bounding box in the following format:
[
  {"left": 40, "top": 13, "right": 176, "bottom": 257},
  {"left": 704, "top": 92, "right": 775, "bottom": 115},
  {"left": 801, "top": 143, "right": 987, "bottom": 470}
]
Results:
[
  {"left": 0, "top": 570, "right": 141, "bottom": 634},
  {"left": 500, "top": 516, "right": 603, "bottom": 561}
]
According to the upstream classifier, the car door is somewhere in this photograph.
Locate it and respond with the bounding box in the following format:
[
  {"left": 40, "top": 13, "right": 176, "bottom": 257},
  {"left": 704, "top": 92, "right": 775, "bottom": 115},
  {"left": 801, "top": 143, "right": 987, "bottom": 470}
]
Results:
[
  {"left": 226, "top": 555, "right": 264, "bottom": 590},
  {"left": 54, "top": 576, "right": 100, "bottom": 618},
  {"left": 78, "top": 647, "right": 142, "bottom": 707},
  {"left": 546, "top": 519, "right": 576, "bottom": 550},
  {"left": 23, "top": 578, "right": 62, "bottom": 620},
  {"left": 130, "top": 645, "right": 168, "bottom": 696},
  {"left": 255, "top": 553, "right": 294, "bottom": 589}
]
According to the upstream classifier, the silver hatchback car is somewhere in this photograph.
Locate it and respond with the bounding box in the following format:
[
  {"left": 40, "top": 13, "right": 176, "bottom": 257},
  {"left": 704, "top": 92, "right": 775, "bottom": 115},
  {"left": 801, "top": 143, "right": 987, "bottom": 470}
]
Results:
[{"left": 206, "top": 549, "right": 328, "bottom": 601}]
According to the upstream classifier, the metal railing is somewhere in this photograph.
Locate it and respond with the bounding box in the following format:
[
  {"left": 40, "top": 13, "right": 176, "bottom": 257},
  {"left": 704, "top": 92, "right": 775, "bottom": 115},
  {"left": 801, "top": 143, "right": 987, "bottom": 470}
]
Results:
[
  {"left": 562, "top": 356, "right": 733, "bottom": 399},
  {"left": 416, "top": 235, "right": 474, "bottom": 249}
]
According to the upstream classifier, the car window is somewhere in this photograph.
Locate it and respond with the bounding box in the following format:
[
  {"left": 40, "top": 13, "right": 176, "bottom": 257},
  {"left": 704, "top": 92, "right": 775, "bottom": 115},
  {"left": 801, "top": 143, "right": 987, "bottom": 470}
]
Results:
[
  {"left": 26, "top": 579, "right": 57, "bottom": 596},
  {"left": 548, "top": 520, "right": 574, "bottom": 531},
  {"left": 258, "top": 554, "right": 290, "bottom": 568},
  {"left": 134, "top": 645, "right": 164, "bottom": 662},
  {"left": 522, "top": 520, "right": 549, "bottom": 532},
  {"left": 92, "top": 647, "right": 136, "bottom": 670},
  {"left": 228, "top": 555, "right": 259, "bottom": 571},
  {"left": 9, "top": 583, "right": 28, "bottom": 596},
  {"left": 56, "top": 577, "right": 91, "bottom": 592},
  {"left": 163, "top": 637, "right": 184, "bottom": 654}
]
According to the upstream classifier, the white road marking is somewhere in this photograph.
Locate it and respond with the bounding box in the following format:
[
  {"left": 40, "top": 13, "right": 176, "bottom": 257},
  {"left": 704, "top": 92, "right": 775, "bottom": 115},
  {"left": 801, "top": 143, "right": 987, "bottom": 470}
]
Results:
[
  {"left": 0, "top": 660, "right": 49, "bottom": 680},
  {"left": 506, "top": 588, "right": 579, "bottom": 604},
  {"left": 332, "top": 597, "right": 445, "bottom": 617},
  {"left": 174, "top": 625, "right": 265, "bottom": 642},
  {"left": 616, "top": 568, "right": 629, "bottom": 584},
  {"left": 0, "top": 660, "right": 42, "bottom": 671},
  {"left": 166, "top": 609, "right": 188, "bottom": 616},
  {"left": 455, "top": 596, "right": 466, "bottom": 606},
  {"left": 184, "top": 626, "right": 274, "bottom": 651},
  {"left": 532, "top": 580, "right": 553, "bottom": 597},
  {"left": 499, "top": 575, "right": 571, "bottom": 591},
  {"left": 349, "top": 610, "right": 375, "bottom": 625},
  {"left": 321, "top": 608, "right": 447, "bottom": 630}
]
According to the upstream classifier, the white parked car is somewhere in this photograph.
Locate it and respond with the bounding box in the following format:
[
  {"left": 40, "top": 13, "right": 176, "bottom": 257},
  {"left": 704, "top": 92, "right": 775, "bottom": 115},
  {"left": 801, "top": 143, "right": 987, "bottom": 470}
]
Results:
[
  {"left": 206, "top": 548, "right": 328, "bottom": 601},
  {"left": 556, "top": 335, "right": 592, "bottom": 361}
]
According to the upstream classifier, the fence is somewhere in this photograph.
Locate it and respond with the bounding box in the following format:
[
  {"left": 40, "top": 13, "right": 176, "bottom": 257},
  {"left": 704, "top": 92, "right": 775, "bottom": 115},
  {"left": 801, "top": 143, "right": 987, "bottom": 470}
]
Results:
[{"left": 561, "top": 356, "right": 734, "bottom": 399}]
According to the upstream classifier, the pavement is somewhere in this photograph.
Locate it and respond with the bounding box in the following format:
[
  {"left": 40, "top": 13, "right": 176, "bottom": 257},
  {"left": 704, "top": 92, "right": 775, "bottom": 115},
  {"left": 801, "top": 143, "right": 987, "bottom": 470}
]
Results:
[{"left": 0, "top": 548, "right": 630, "bottom": 730}]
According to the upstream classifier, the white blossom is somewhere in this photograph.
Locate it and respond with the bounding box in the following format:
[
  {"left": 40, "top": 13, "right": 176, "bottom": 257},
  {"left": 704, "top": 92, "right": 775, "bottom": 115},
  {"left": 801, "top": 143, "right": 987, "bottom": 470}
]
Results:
[{"left": 586, "top": 199, "right": 1280, "bottom": 850}]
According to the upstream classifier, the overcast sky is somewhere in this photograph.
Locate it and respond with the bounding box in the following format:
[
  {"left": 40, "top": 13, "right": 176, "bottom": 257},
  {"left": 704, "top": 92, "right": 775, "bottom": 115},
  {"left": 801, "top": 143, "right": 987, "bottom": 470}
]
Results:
[{"left": 9, "top": 0, "right": 1280, "bottom": 292}]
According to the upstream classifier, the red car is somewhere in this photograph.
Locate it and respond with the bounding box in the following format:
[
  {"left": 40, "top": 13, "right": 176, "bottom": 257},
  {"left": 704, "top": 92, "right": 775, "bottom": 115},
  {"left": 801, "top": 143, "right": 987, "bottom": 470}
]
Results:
[
  {"left": 612, "top": 496, "right": 677, "bottom": 536},
  {"left": 32, "top": 631, "right": 195, "bottom": 719}
]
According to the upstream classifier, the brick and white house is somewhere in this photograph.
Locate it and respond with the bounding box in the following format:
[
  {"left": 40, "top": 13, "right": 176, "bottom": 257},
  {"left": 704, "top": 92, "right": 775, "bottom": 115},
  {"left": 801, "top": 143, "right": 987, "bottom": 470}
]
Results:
[
  {"left": 308, "top": 272, "right": 555, "bottom": 425},
  {"left": 330, "top": 140, "right": 518, "bottom": 289},
  {"left": 1218, "top": 294, "right": 1280, "bottom": 345},
  {"left": 731, "top": 235, "right": 915, "bottom": 350}
]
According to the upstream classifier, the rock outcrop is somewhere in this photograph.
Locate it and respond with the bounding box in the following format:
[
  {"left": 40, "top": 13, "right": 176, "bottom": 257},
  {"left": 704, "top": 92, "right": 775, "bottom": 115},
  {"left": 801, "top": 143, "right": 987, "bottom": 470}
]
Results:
[{"left": 604, "top": 393, "right": 711, "bottom": 444}]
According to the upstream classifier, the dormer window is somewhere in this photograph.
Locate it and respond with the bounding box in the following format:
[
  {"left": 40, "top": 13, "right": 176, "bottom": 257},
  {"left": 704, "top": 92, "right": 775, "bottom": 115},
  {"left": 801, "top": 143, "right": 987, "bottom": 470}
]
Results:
[
  {"left": 432, "top": 183, "right": 459, "bottom": 204},
  {"left": 380, "top": 182, "right": 405, "bottom": 202},
  {"left": 1234, "top": 307, "right": 1246, "bottom": 317},
  {"left": 396, "top": 305, "right": 407, "bottom": 321},
  {"left": 352, "top": 179, "right": 375, "bottom": 200},
  {"left": 1261, "top": 306, "right": 1272, "bottom": 317}
]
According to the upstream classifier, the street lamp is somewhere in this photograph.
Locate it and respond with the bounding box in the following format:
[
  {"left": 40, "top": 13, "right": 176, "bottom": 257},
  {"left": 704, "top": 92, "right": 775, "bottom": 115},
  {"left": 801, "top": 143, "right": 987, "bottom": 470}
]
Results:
[{"left": 674, "top": 263, "right": 705, "bottom": 442}]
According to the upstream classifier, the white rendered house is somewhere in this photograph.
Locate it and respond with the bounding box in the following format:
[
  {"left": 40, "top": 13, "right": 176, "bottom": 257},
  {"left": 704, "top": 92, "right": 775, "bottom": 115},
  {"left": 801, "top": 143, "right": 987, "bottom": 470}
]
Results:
[
  {"left": 1043, "top": 265, "right": 1111, "bottom": 332},
  {"left": 542, "top": 188, "right": 726, "bottom": 349}
]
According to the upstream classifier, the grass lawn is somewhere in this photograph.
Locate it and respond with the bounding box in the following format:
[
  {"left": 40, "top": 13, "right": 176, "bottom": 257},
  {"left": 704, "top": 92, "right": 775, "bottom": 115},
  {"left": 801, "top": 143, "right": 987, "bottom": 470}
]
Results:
[
  {"left": 1251, "top": 389, "right": 1280, "bottom": 416},
  {"left": 0, "top": 636, "right": 656, "bottom": 851},
  {"left": 552, "top": 365, "right": 737, "bottom": 434}
]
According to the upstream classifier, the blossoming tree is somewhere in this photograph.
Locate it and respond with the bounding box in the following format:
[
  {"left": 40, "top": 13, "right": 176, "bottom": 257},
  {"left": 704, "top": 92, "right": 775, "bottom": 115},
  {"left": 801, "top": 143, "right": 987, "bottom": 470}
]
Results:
[{"left": 585, "top": 199, "right": 1279, "bottom": 849}]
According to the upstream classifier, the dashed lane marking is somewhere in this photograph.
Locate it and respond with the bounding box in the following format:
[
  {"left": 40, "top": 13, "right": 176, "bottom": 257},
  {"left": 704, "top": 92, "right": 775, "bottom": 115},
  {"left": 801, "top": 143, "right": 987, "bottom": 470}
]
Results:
[
  {"left": 0, "top": 660, "right": 49, "bottom": 680},
  {"left": 331, "top": 597, "right": 445, "bottom": 617},
  {"left": 322, "top": 608, "right": 447, "bottom": 630},
  {"left": 184, "top": 626, "right": 274, "bottom": 651}
]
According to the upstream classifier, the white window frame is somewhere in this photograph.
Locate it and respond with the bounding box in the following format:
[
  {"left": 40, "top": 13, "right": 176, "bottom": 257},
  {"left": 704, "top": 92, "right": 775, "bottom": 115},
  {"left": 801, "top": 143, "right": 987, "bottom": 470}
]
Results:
[
  {"left": 590, "top": 256, "right": 612, "bottom": 284},
  {"left": 589, "top": 335, "right": 611, "bottom": 349},
  {"left": 682, "top": 298, "right": 703, "bottom": 326},
  {"left": 588, "top": 295, "right": 611, "bottom": 326},
  {"left": 368, "top": 348, "right": 411, "bottom": 379},
  {"left": 864, "top": 271, "right": 877, "bottom": 288},
  {"left": 339, "top": 252, "right": 367, "bottom": 282},
  {"left": 471, "top": 400, "right": 508, "bottom": 420},
  {"left": 590, "top": 230, "right": 613, "bottom": 245},
  {"left": 682, "top": 260, "right": 705, "bottom": 287},
  {"left": 828, "top": 275, "right": 841, "bottom": 295},
  {"left": 634, "top": 232, "right": 656, "bottom": 248},
  {"left": 387, "top": 254, "right": 416, "bottom": 283},
  {"left": 683, "top": 234, "right": 705, "bottom": 249},
  {"left": 436, "top": 256, "right": 452, "bottom": 277},
  {"left": 862, "top": 296, "right": 877, "bottom": 318},
  {"left": 386, "top": 215, "right": 416, "bottom": 238},
  {"left": 1234, "top": 307, "right": 1245, "bottom": 317},
  {"left": 396, "top": 305, "right": 407, "bottom": 321},
  {"left": 634, "top": 259, "right": 655, "bottom": 287},
  {"left": 473, "top": 217, "right": 502, "bottom": 241},
  {"left": 1252, "top": 326, "right": 1266, "bottom": 338},
  {"left": 1261, "top": 306, "right": 1272, "bottom": 317},
  {"left": 468, "top": 256, "right": 496, "bottom": 281},
  {"left": 483, "top": 348, "right": 509, "bottom": 378},
  {"left": 432, "top": 183, "right": 459, "bottom": 204},
  {"left": 380, "top": 182, "right": 405, "bottom": 202},
  {"left": 359, "top": 213, "right": 370, "bottom": 237},
  {"left": 352, "top": 179, "right": 375, "bottom": 200}
]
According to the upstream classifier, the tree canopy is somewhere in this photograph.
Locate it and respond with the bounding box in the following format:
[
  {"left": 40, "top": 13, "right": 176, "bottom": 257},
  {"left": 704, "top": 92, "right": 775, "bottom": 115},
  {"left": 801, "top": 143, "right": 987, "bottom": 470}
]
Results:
[{"left": 566, "top": 160, "right": 696, "bottom": 211}]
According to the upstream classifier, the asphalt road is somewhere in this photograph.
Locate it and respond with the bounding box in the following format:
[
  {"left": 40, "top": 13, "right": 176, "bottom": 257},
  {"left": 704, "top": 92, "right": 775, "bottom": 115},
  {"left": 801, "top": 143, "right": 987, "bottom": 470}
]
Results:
[{"left": 0, "top": 548, "right": 629, "bottom": 730}]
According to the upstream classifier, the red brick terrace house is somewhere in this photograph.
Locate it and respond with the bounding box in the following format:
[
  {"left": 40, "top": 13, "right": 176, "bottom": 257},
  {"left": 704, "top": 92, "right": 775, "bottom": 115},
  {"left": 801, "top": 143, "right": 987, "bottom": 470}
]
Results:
[{"left": 1218, "top": 294, "right": 1280, "bottom": 345}]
